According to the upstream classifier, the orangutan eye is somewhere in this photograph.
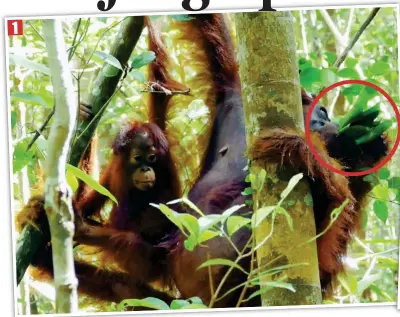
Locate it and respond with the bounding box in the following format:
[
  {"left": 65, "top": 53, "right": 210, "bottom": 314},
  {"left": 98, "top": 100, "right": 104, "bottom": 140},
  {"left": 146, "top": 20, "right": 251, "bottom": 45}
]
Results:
[
  {"left": 132, "top": 155, "right": 142, "bottom": 163},
  {"left": 148, "top": 154, "right": 156, "bottom": 163}
]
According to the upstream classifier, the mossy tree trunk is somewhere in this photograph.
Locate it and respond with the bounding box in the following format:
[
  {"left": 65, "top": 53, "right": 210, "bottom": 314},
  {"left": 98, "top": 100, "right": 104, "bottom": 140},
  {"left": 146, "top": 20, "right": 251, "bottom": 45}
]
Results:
[{"left": 235, "top": 11, "right": 322, "bottom": 306}]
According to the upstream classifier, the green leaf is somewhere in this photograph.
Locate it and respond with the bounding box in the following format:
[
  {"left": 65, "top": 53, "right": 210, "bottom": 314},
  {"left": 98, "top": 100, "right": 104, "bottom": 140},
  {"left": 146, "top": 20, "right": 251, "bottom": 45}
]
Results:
[
  {"left": 321, "top": 68, "right": 338, "bottom": 87},
  {"left": 198, "top": 230, "right": 219, "bottom": 243},
  {"left": 11, "top": 111, "right": 17, "bottom": 129},
  {"left": 372, "top": 184, "right": 389, "bottom": 201},
  {"left": 97, "top": 17, "right": 108, "bottom": 23},
  {"left": 226, "top": 216, "right": 251, "bottom": 236},
  {"left": 369, "top": 61, "right": 390, "bottom": 76},
  {"left": 373, "top": 200, "right": 388, "bottom": 223},
  {"left": 280, "top": 173, "right": 303, "bottom": 201},
  {"left": 66, "top": 164, "right": 118, "bottom": 204},
  {"left": 357, "top": 272, "right": 382, "bottom": 296},
  {"left": 11, "top": 92, "right": 49, "bottom": 107},
  {"left": 242, "top": 187, "right": 253, "bottom": 196},
  {"left": 246, "top": 281, "right": 295, "bottom": 301},
  {"left": 188, "top": 296, "right": 203, "bottom": 304},
  {"left": 130, "top": 71, "right": 145, "bottom": 83},
  {"left": 388, "top": 177, "right": 400, "bottom": 189},
  {"left": 66, "top": 169, "right": 79, "bottom": 192},
  {"left": 338, "top": 273, "right": 357, "bottom": 294},
  {"left": 170, "top": 14, "right": 195, "bottom": 21},
  {"left": 198, "top": 258, "right": 248, "bottom": 275},
  {"left": 345, "top": 58, "right": 358, "bottom": 69},
  {"left": 180, "top": 303, "right": 208, "bottom": 309},
  {"left": 13, "top": 141, "right": 34, "bottom": 174},
  {"left": 378, "top": 168, "right": 390, "bottom": 180},
  {"left": 363, "top": 174, "right": 379, "bottom": 186},
  {"left": 338, "top": 68, "right": 360, "bottom": 79},
  {"left": 9, "top": 54, "right": 50, "bottom": 75},
  {"left": 118, "top": 297, "right": 170, "bottom": 311},
  {"left": 93, "top": 51, "right": 123, "bottom": 70},
  {"left": 304, "top": 192, "right": 313, "bottom": 207},
  {"left": 170, "top": 299, "right": 190, "bottom": 309},
  {"left": 324, "top": 52, "right": 336, "bottom": 65},
  {"left": 300, "top": 67, "right": 321, "bottom": 86},
  {"left": 131, "top": 51, "right": 156, "bottom": 69},
  {"left": 252, "top": 206, "right": 275, "bottom": 228},
  {"left": 252, "top": 280, "right": 296, "bottom": 292}
]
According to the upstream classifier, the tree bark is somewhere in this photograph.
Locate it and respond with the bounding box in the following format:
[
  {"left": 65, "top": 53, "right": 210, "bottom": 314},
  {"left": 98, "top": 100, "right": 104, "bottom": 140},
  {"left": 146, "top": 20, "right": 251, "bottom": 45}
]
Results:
[
  {"left": 16, "top": 16, "right": 145, "bottom": 287},
  {"left": 69, "top": 16, "right": 145, "bottom": 166},
  {"left": 235, "top": 11, "right": 322, "bottom": 306},
  {"left": 42, "top": 19, "right": 79, "bottom": 313}
]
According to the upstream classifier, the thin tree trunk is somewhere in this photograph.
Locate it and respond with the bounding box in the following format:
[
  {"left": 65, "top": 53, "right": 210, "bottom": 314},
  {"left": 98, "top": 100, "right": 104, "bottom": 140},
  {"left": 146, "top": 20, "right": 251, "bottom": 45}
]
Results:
[
  {"left": 42, "top": 19, "right": 79, "bottom": 313},
  {"left": 16, "top": 16, "right": 145, "bottom": 287},
  {"left": 69, "top": 16, "right": 145, "bottom": 166},
  {"left": 235, "top": 11, "right": 322, "bottom": 306}
]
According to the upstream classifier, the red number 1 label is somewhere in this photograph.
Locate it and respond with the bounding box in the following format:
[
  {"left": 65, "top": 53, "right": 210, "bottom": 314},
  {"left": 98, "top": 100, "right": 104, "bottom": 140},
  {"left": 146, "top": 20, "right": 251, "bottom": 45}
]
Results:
[{"left": 7, "top": 20, "right": 23, "bottom": 36}]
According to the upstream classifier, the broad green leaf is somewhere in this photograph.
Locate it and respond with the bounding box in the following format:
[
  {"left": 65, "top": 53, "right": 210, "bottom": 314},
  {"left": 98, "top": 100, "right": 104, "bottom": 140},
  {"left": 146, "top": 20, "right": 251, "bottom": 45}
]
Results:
[
  {"left": 226, "top": 216, "right": 251, "bottom": 236},
  {"left": 131, "top": 51, "right": 156, "bottom": 69},
  {"left": 388, "top": 177, "right": 400, "bottom": 189},
  {"left": 13, "top": 141, "right": 34, "bottom": 174},
  {"left": 9, "top": 54, "right": 50, "bottom": 75},
  {"left": 372, "top": 184, "right": 389, "bottom": 201},
  {"left": 345, "top": 58, "right": 358, "bottom": 68},
  {"left": 338, "top": 273, "right": 357, "bottom": 294},
  {"left": 324, "top": 52, "right": 336, "bottom": 65},
  {"left": 66, "top": 164, "right": 117, "bottom": 204},
  {"left": 170, "top": 299, "right": 190, "bottom": 310},
  {"left": 378, "top": 168, "right": 390, "bottom": 180},
  {"left": 221, "top": 204, "right": 245, "bottom": 219},
  {"left": 118, "top": 297, "right": 169, "bottom": 311},
  {"left": 93, "top": 51, "right": 123, "bottom": 70},
  {"left": 298, "top": 57, "right": 312, "bottom": 71},
  {"left": 198, "top": 230, "right": 219, "bottom": 243},
  {"left": 357, "top": 272, "right": 382, "bottom": 296},
  {"left": 252, "top": 206, "right": 275, "bottom": 228},
  {"left": 321, "top": 68, "right": 338, "bottom": 87},
  {"left": 11, "top": 92, "right": 49, "bottom": 107},
  {"left": 198, "top": 258, "right": 248, "bottom": 275},
  {"left": 338, "top": 68, "right": 359, "bottom": 79},
  {"left": 130, "top": 71, "right": 145, "bottom": 83},
  {"left": 188, "top": 296, "right": 203, "bottom": 304},
  {"left": 242, "top": 187, "right": 253, "bottom": 196},
  {"left": 369, "top": 61, "right": 390, "bottom": 76},
  {"left": 280, "top": 173, "right": 303, "bottom": 201},
  {"left": 373, "top": 200, "right": 388, "bottom": 223},
  {"left": 300, "top": 67, "right": 321, "bottom": 86}
]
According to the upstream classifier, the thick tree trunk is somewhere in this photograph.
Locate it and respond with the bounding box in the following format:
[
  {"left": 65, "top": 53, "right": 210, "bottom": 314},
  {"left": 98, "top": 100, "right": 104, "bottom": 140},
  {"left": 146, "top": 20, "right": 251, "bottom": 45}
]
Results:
[
  {"left": 235, "top": 11, "right": 322, "bottom": 306},
  {"left": 42, "top": 19, "right": 79, "bottom": 313}
]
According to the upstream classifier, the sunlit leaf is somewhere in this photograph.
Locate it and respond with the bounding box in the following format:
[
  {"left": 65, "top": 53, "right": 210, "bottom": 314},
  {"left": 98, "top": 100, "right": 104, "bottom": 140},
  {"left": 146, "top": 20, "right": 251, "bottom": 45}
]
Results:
[
  {"left": 373, "top": 200, "right": 388, "bottom": 223},
  {"left": 66, "top": 164, "right": 117, "bottom": 204},
  {"left": 9, "top": 54, "right": 50, "bottom": 75},
  {"left": 131, "top": 51, "right": 156, "bottom": 69}
]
